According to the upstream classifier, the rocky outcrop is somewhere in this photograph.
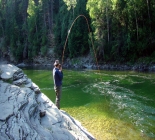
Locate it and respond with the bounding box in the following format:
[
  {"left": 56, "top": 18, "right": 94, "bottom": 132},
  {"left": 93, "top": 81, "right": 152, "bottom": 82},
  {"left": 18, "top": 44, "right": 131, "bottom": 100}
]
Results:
[{"left": 0, "top": 64, "right": 95, "bottom": 140}]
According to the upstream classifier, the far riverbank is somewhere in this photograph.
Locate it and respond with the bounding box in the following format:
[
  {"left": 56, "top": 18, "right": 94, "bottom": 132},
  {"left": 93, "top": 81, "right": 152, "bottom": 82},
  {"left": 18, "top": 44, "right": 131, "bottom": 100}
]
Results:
[{"left": 1, "top": 56, "right": 155, "bottom": 72}]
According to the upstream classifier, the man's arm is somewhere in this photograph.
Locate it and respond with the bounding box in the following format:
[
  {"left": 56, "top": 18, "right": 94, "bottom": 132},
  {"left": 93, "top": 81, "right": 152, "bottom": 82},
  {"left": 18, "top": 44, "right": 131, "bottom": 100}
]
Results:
[{"left": 57, "top": 69, "right": 63, "bottom": 80}]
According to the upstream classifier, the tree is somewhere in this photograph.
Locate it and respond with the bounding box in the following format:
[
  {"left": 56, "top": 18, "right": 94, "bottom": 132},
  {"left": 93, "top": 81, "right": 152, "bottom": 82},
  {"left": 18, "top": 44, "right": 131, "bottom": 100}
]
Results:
[
  {"left": 87, "top": 0, "right": 113, "bottom": 61},
  {"left": 54, "top": 0, "right": 91, "bottom": 60}
]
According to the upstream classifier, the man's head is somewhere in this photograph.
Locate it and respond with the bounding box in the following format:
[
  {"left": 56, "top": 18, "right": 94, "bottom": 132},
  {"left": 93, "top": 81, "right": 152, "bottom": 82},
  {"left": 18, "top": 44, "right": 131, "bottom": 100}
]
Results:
[{"left": 54, "top": 60, "right": 59, "bottom": 67}]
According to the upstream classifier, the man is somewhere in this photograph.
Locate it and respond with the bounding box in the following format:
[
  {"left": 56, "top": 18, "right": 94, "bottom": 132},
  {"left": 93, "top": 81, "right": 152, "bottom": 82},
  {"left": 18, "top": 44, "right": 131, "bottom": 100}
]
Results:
[{"left": 53, "top": 60, "right": 63, "bottom": 109}]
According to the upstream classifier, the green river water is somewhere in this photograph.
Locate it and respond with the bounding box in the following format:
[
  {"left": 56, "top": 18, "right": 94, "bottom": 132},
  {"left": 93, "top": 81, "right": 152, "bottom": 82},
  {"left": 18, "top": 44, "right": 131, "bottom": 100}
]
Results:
[{"left": 23, "top": 68, "right": 155, "bottom": 140}]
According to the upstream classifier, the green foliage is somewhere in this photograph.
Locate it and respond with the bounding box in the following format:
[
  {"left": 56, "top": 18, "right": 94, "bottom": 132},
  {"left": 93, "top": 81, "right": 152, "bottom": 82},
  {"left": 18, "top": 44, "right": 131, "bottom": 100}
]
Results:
[
  {"left": 0, "top": 0, "right": 52, "bottom": 62},
  {"left": 54, "top": 0, "right": 91, "bottom": 60},
  {"left": 63, "top": 0, "right": 77, "bottom": 10},
  {"left": 1, "top": 0, "right": 155, "bottom": 63},
  {"left": 40, "top": 46, "right": 47, "bottom": 56},
  {"left": 87, "top": 0, "right": 155, "bottom": 63}
]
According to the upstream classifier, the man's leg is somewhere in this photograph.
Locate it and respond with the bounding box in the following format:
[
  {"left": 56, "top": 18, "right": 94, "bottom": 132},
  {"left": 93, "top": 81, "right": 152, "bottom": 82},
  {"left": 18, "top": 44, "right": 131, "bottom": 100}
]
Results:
[{"left": 54, "top": 86, "right": 62, "bottom": 109}]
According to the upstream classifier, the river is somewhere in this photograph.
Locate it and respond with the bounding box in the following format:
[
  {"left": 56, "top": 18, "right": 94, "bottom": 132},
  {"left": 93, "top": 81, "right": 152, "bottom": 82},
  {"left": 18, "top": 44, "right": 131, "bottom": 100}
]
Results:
[{"left": 23, "top": 68, "right": 155, "bottom": 140}]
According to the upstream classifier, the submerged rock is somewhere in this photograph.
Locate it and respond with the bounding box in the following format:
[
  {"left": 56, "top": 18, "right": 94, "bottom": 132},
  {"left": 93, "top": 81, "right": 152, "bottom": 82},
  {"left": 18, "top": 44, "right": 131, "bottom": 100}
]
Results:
[{"left": 0, "top": 64, "right": 95, "bottom": 140}]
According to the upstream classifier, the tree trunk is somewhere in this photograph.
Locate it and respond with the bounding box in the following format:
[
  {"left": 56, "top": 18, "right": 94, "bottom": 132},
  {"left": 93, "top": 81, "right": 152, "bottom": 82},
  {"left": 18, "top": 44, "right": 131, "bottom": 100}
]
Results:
[
  {"left": 50, "top": 0, "right": 53, "bottom": 33},
  {"left": 23, "top": 39, "right": 28, "bottom": 59},
  {"left": 133, "top": 1, "right": 138, "bottom": 40},
  {"left": 44, "top": 12, "right": 47, "bottom": 29},
  {"left": 146, "top": 0, "right": 150, "bottom": 22},
  {"left": 135, "top": 10, "right": 138, "bottom": 40},
  {"left": 21, "top": 0, "right": 29, "bottom": 59},
  {"left": 0, "top": 24, "right": 4, "bottom": 36},
  {"left": 106, "top": 0, "right": 110, "bottom": 43}
]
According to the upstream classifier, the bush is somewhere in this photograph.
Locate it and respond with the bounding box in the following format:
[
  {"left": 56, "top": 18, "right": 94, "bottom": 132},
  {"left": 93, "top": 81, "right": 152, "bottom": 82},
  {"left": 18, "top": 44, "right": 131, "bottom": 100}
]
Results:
[{"left": 40, "top": 46, "right": 47, "bottom": 56}]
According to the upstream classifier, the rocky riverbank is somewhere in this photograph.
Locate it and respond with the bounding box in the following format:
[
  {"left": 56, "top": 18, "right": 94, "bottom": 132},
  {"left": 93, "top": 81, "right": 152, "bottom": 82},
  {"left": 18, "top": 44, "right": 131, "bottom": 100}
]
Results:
[
  {"left": 0, "top": 64, "right": 95, "bottom": 140},
  {"left": 1, "top": 55, "right": 155, "bottom": 72},
  {"left": 17, "top": 60, "right": 155, "bottom": 72}
]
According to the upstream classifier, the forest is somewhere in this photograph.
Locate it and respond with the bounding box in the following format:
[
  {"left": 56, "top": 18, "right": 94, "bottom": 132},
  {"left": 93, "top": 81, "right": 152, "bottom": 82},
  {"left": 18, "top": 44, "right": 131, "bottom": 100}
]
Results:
[{"left": 0, "top": 0, "right": 155, "bottom": 64}]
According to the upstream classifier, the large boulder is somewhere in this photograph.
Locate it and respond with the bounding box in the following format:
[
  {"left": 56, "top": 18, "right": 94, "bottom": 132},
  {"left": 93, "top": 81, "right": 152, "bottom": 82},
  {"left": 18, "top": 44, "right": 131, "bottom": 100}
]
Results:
[{"left": 0, "top": 64, "right": 95, "bottom": 140}]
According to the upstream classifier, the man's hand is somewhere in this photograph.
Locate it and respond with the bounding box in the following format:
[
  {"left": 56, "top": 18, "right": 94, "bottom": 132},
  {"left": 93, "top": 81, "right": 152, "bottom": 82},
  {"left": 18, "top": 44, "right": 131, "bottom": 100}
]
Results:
[{"left": 59, "top": 64, "right": 62, "bottom": 71}]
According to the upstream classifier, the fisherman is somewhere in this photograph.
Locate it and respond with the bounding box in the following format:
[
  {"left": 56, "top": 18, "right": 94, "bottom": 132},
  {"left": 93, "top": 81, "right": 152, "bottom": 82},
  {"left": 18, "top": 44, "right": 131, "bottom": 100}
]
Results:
[{"left": 53, "top": 60, "right": 63, "bottom": 109}]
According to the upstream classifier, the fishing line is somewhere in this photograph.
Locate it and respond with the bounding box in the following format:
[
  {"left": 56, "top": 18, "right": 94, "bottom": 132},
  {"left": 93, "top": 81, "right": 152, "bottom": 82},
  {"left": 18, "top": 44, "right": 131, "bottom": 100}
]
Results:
[{"left": 61, "top": 15, "right": 99, "bottom": 72}]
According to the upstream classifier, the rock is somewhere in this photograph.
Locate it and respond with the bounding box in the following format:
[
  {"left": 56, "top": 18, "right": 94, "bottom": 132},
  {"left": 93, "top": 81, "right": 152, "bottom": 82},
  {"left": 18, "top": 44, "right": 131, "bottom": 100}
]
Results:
[
  {"left": 16, "top": 62, "right": 27, "bottom": 68},
  {"left": 13, "top": 75, "right": 28, "bottom": 86},
  {"left": 0, "top": 64, "right": 95, "bottom": 140},
  {"left": 13, "top": 69, "right": 24, "bottom": 80},
  {"left": 83, "top": 64, "right": 93, "bottom": 69},
  {"left": 31, "top": 82, "right": 41, "bottom": 94},
  {"left": 0, "top": 64, "right": 19, "bottom": 80}
]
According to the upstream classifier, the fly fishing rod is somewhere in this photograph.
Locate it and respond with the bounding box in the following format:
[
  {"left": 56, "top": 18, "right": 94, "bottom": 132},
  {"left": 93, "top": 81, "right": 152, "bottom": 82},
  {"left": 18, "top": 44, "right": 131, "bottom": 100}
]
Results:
[{"left": 61, "top": 15, "right": 99, "bottom": 71}]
